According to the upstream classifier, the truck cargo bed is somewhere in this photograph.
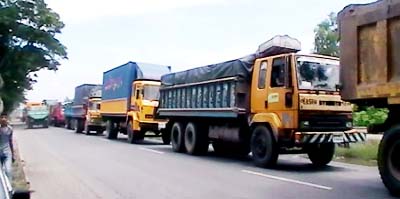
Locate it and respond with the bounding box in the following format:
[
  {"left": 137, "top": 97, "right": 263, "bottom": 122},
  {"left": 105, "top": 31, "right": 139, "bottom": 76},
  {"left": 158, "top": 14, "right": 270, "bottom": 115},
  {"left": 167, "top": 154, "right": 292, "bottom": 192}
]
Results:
[
  {"left": 339, "top": 0, "right": 400, "bottom": 104},
  {"left": 158, "top": 77, "right": 249, "bottom": 118}
]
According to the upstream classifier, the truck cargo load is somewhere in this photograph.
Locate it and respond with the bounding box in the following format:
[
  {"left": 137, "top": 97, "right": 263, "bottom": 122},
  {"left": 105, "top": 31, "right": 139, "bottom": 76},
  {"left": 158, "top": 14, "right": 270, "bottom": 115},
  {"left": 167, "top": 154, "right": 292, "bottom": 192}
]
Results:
[
  {"left": 339, "top": 0, "right": 400, "bottom": 196},
  {"left": 339, "top": 0, "right": 400, "bottom": 103},
  {"left": 74, "top": 84, "right": 101, "bottom": 105},
  {"left": 101, "top": 62, "right": 171, "bottom": 115},
  {"left": 159, "top": 35, "right": 301, "bottom": 118},
  {"left": 162, "top": 35, "right": 301, "bottom": 86}
]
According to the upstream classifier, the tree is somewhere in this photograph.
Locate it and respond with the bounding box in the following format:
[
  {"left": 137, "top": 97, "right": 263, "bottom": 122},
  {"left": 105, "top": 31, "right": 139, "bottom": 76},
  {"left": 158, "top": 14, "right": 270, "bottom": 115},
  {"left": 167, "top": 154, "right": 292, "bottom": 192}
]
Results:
[
  {"left": 314, "top": 12, "right": 339, "bottom": 57},
  {"left": 0, "top": 0, "right": 67, "bottom": 113}
]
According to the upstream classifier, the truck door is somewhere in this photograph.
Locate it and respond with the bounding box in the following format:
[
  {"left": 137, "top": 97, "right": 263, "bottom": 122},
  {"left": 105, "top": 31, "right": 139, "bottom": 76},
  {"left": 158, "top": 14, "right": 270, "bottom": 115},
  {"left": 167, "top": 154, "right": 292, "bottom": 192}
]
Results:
[
  {"left": 251, "top": 55, "right": 298, "bottom": 129},
  {"left": 130, "top": 83, "right": 142, "bottom": 113}
]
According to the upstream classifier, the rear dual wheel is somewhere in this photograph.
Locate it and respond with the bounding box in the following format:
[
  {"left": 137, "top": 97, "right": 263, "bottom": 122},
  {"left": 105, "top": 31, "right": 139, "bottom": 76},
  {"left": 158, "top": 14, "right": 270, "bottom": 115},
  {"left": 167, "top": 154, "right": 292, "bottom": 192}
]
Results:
[
  {"left": 105, "top": 120, "right": 118, "bottom": 140},
  {"left": 379, "top": 125, "right": 400, "bottom": 196},
  {"left": 184, "top": 122, "right": 208, "bottom": 155}
]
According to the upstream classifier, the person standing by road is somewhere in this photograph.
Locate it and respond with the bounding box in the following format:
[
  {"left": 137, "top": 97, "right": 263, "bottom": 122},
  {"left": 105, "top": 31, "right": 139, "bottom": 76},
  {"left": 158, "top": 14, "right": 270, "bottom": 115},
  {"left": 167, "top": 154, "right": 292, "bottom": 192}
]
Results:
[{"left": 0, "top": 113, "right": 14, "bottom": 180}]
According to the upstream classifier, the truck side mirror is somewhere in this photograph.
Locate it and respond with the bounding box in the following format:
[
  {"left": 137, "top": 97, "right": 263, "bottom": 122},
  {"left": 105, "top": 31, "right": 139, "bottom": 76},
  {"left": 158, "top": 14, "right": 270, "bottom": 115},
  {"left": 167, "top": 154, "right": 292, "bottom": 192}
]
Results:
[
  {"left": 335, "top": 83, "right": 343, "bottom": 91},
  {"left": 285, "top": 89, "right": 293, "bottom": 108}
]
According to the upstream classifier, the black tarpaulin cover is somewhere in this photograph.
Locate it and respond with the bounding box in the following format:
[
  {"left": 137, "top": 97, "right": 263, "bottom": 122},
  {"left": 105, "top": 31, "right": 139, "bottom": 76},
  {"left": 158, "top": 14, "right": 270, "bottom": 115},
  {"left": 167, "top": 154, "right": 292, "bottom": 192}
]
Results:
[{"left": 161, "top": 35, "right": 301, "bottom": 86}]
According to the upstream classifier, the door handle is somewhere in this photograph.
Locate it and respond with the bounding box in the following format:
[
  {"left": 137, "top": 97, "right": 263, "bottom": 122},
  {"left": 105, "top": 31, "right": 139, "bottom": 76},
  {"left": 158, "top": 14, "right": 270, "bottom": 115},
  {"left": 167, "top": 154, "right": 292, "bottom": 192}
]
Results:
[{"left": 265, "top": 100, "right": 268, "bottom": 108}]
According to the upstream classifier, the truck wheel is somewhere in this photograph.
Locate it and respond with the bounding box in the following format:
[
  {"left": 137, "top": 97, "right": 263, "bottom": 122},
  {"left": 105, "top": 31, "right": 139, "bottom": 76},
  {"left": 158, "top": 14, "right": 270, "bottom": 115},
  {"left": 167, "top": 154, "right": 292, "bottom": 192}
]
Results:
[
  {"left": 96, "top": 130, "right": 104, "bottom": 135},
  {"left": 184, "top": 122, "right": 208, "bottom": 155},
  {"left": 161, "top": 130, "right": 171, "bottom": 145},
  {"left": 105, "top": 120, "right": 118, "bottom": 140},
  {"left": 26, "top": 121, "right": 32, "bottom": 129},
  {"left": 306, "top": 143, "right": 335, "bottom": 167},
  {"left": 127, "top": 120, "right": 143, "bottom": 144},
  {"left": 75, "top": 119, "right": 84, "bottom": 133},
  {"left": 84, "top": 121, "right": 91, "bottom": 135},
  {"left": 378, "top": 125, "right": 400, "bottom": 196},
  {"left": 250, "top": 125, "right": 278, "bottom": 167},
  {"left": 66, "top": 119, "right": 72, "bottom": 130},
  {"left": 171, "top": 122, "right": 185, "bottom": 152}
]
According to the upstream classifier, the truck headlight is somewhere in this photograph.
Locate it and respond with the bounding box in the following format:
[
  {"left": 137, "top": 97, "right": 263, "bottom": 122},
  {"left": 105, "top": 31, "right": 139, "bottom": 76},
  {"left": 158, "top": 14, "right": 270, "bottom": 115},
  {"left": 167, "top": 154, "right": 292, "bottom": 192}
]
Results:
[
  {"left": 346, "top": 122, "right": 353, "bottom": 128},
  {"left": 300, "top": 121, "right": 310, "bottom": 128}
]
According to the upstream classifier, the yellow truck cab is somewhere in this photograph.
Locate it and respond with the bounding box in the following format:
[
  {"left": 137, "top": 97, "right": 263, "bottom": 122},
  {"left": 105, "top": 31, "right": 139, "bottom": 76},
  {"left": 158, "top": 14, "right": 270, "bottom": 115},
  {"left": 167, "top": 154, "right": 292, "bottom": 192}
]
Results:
[
  {"left": 127, "top": 80, "right": 167, "bottom": 141},
  {"left": 100, "top": 62, "right": 171, "bottom": 144},
  {"left": 84, "top": 96, "right": 104, "bottom": 134},
  {"left": 158, "top": 35, "right": 366, "bottom": 167}
]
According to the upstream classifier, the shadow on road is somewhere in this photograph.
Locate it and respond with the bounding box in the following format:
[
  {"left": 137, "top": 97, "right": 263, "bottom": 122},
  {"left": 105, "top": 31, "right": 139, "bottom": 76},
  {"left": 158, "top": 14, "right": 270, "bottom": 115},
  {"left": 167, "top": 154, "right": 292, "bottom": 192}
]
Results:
[
  {"left": 108, "top": 136, "right": 165, "bottom": 146},
  {"left": 152, "top": 145, "right": 348, "bottom": 173}
]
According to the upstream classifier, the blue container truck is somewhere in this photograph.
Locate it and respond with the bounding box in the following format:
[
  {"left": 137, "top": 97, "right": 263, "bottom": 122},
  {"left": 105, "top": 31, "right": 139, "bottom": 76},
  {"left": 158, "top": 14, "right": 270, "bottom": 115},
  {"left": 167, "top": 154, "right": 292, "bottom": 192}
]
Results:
[
  {"left": 67, "top": 84, "right": 104, "bottom": 134},
  {"left": 100, "top": 62, "right": 172, "bottom": 144}
]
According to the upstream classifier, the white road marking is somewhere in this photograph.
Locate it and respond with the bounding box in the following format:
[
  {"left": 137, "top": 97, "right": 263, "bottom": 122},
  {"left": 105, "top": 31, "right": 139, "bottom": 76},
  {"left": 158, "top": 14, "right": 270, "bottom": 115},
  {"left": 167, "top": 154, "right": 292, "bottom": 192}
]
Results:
[
  {"left": 139, "top": 147, "right": 164, "bottom": 154},
  {"left": 241, "top": 169, "right": 332, "bottom": 191}
]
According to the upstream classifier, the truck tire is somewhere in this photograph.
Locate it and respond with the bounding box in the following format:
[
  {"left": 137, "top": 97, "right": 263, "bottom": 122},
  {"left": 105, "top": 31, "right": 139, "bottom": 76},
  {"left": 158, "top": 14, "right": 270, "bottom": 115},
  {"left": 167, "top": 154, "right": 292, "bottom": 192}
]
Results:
[
  {"left": 171, "top": 122, "right": 185, "bottom": 152},
  {"left": 96, "top": 130, "right": 104, "bottom": 135},
  {"left": 306, "top": 143, "right": 335, "bottom": 167},
  {"left": 84, "top": 121, "right": 91, "bottom": 135},
  {"left": 65, "top": 119, "right": 72, "bottom": 130},
  {"left": 250, "top": 125, "right": 278, "bottom": 167},
  {"left": 184, "top": 122, "right": 208, "bottom": 155},
  {"left": 26, "top": 121, "right": 32, "bottom": 129},
  {"left": 161, "top": 130, "right": 171, "bottom": 145},
  {"left": 127, "top": 120, "right": 144, "bottom": 144},
  {"left": 75, "top": 119, "right": 84, "bottom": 133},
  {"left": 378, "top": 125, "right": 400, "bottom": 196},
  {"left": 105, "top": 120, "right": 118, "bottom": 140}
]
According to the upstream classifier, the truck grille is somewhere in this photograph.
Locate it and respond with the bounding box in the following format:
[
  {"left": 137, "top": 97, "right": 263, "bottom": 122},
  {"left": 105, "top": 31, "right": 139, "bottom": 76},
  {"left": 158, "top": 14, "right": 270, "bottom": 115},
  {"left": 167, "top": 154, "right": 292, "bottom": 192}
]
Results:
[{"left": 300, "top": 114, "right": 350, "bottom": 131}]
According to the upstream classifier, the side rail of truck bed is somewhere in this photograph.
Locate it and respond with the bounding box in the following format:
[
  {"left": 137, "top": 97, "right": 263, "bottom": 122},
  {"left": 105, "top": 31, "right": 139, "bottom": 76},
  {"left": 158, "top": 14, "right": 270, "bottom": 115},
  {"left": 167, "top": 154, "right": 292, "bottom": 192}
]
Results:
[{"left": 158, "top": 77, "right": 249, "bottom": 118}]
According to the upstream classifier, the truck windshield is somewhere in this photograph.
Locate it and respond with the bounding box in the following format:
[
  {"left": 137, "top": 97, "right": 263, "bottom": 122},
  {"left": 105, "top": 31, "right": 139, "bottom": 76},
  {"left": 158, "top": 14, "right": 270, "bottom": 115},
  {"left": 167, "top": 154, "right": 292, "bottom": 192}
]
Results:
[
  {"left": 28, "top": 106, "right": 47, "bottom": 112},
  {"left": 143, "top": 85, "right": 160, "bottom": 101},
  {"left": 296, "top": 56, "right": 339, "bottom": 91},
  {"left": 89, "top": 101, "right": 101, "bottom": 110}
]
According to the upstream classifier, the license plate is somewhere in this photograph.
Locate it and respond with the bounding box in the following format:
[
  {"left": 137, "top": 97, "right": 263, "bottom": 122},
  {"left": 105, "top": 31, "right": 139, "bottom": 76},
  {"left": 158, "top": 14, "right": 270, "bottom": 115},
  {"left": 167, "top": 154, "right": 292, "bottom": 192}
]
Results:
[
  {"left": 158, "top": 123, "right": 166, "bottom": 129},
  {"left": 333, "top": 135, "right": 344, "bottom": 143}
]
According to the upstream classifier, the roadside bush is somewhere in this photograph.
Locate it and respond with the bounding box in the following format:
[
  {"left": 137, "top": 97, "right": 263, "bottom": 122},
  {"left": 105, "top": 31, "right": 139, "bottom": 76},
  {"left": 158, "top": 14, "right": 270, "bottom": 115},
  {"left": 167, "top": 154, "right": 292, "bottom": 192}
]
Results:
[{"left": 353, "top": 107, "right": 388, "bottom": 127}]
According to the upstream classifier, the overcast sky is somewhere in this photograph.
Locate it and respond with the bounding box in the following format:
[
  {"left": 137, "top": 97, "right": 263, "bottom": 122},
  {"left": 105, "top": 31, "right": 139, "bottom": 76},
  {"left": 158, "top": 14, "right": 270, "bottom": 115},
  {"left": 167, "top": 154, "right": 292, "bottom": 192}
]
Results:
[{"left": 26, "top": 0, "right": 372, "bottom": 101}]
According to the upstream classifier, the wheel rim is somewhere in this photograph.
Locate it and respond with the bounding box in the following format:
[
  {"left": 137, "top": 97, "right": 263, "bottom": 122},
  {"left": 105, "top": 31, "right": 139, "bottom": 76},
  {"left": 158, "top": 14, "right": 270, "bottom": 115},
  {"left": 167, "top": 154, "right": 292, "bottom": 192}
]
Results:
[
  {"left": 253, "top": 131, "right": 267, "bottom": 158},
  {"left": 388, "top": 140, "right": 400, "bottom": 180}
]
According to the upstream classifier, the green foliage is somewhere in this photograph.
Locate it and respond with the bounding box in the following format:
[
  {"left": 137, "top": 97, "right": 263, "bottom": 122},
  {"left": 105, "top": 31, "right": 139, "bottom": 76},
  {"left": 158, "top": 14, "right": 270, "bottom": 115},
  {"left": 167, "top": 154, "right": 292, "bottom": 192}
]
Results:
[
  {"left": 314, "top": 12, "right": 339, "bottom": 57},
  {"left": 0, "top": 0, "right": 67, "bottom": 113},
  {"left": 353, "top": 107, "right": 389, "bottom": 127},
  {"left": 335, "top": 140, "right": 379, "bottom": 166}
]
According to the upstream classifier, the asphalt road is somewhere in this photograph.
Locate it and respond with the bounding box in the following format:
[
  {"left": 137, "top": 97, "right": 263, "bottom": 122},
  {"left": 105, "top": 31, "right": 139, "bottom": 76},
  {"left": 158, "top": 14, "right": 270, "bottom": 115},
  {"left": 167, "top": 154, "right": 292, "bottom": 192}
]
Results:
[{"left": 14, "top": 126, "right": 395, "bottom": 199}]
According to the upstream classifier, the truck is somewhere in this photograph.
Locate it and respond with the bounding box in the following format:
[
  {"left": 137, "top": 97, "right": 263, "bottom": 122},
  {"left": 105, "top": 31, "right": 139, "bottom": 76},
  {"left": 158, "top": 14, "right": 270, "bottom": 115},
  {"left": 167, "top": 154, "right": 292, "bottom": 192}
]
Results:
[
  {"left": 63, "top": 101, "right": 73, "bottom": 129},
  {"left": 43, "top": 100, "right": 65, "bottom": 127},
  {"left": 338, "top": 0, "right": 400, "bottom": 195},
  {"left": 50, "top": 102, "right": 65, "bottom": 127},
  {"left": 24, "top": 102, "right": 49, "bottom": 129},
  {"left": 100, "top": 62, "right": 171, "bottom": 144},
  {"left": 69, "top": 84, "right": 105, "bottom": 135},
  {"left": 157, "top": 35, "right": 366, "bottom": 167}
]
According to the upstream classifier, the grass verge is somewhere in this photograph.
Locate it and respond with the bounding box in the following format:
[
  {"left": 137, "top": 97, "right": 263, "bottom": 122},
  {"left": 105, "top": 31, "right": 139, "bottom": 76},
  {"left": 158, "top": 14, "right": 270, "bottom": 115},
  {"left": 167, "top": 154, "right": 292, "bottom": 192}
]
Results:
[
  {"left": 334, "top": 140, "right": 379, "bottom": 166},
  {"left": 12, "top": 141, "right": 29, "bottom": 191}
]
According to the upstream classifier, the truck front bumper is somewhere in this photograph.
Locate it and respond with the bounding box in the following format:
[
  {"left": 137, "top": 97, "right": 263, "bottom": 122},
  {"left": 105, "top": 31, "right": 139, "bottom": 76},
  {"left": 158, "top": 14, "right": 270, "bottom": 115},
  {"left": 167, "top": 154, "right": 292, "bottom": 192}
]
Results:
[{"left": 295, "top": 129, "right": 366, "bottom": 144}]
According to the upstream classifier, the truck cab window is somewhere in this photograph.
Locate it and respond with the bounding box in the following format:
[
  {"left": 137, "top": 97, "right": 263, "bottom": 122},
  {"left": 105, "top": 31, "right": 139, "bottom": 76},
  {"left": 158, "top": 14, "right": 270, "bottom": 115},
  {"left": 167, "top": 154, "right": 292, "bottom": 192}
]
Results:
[
  {"left": 271, "top": 58, "right": 285, "bottom": 87},
  {"left": 258, "top": 61, "right": 267, "bottom": 89}
]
